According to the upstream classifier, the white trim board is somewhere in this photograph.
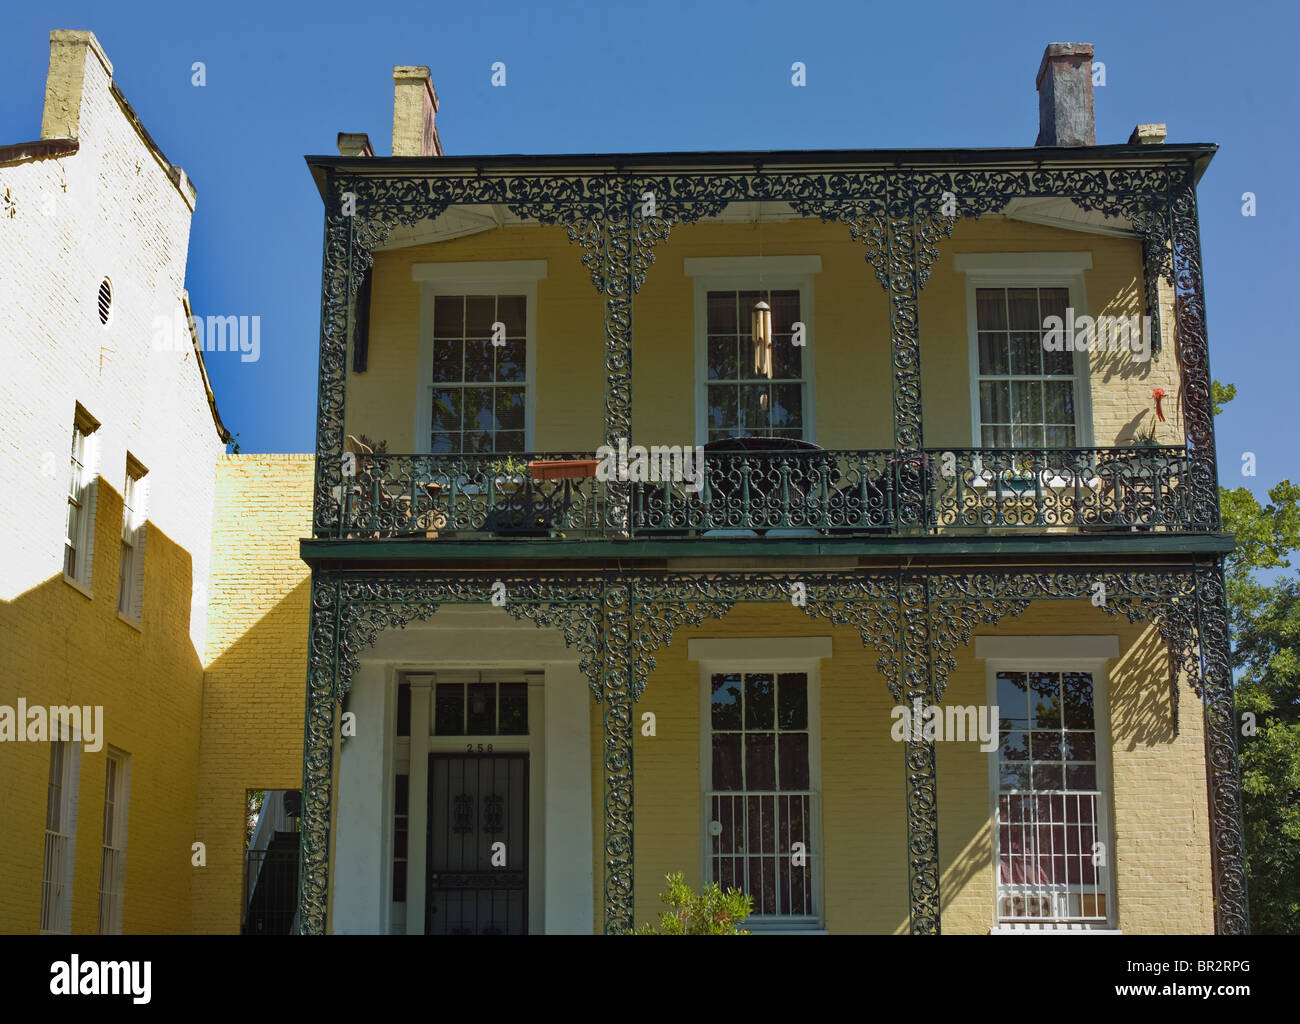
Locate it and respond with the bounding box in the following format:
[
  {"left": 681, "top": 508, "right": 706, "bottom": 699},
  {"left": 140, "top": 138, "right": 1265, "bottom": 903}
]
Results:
[
  {"left": 953, "top": 252, "right": 1093, "bottom": 275},
  {"left": 411, "top": 260, "right": 549, "bottom": 285},
  {"left": 975, "top": 635, "right": 1119, "bottom": 662}
]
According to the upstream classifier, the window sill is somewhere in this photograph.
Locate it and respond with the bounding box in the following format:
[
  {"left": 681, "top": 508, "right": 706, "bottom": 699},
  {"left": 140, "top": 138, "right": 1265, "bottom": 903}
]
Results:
[
  {"left": 990, "top": 925, "right": 1122, "bottom": 934},
  {"left": 116, "top": 611, "right": 143, "bottom": 632},
  {"left": 61, "top": 574, "right": 93, "bottom": 600}
]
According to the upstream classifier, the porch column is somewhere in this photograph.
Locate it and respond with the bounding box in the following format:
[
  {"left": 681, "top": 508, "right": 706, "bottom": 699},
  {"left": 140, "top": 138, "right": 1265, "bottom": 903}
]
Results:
[
  {"left": 298, "top": 572, "right": 341, "bottom": 934},
  {"left": 600, "top": 583, "right": 635, "bottom": 933},
  {"left": 404, "top": 674, "right": 435, "bottom": 934},
  {"left": 901, "top": 573, "right": 941, "bottom": 933},
  {"left": 1194, "top": 563, "right": 1250, "bottom": 933}
]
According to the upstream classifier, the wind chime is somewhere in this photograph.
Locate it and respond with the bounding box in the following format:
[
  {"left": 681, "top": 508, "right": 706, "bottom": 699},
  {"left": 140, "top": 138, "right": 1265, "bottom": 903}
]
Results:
[{"left": 751, "top": 204, "right": 773, "bottom": 416}]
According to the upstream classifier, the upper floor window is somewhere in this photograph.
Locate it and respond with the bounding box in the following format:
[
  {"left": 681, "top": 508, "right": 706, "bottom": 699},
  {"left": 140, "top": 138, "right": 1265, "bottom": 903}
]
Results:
[
  {"left": 117, "top": 456, "right": 147, "bottom": 620},
  {"left": 64, "top": 405, "right": 100, "bottom": 586},
  {"left": 955, "top": 253, "right": 1092, "bottom": 450},
  {"left": 414, "top": 261, "right": 546, "bottom": 457},
  {"left": 975, "top": 286, "right": 1077, "bottom": 448},
  {"left": 430, "top": 294, "right": 527, "bottom": 455},
  {"left": 686, "top": 256, "right": 821, "bottom": 447},
  {"left": 705, "top": 289, "right": 806, "bottom": 441}
]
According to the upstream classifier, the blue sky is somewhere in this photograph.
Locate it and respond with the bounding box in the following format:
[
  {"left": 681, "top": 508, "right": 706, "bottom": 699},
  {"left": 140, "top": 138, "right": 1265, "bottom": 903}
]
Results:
[{"left": 2, "top": 0, "right": 1295, "bottom": 508}]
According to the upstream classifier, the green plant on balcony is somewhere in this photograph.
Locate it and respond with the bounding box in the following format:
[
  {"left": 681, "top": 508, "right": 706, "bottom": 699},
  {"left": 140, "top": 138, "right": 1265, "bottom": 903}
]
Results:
[{"left": 632, "top": 872, "right": 754, "bottom": 935}]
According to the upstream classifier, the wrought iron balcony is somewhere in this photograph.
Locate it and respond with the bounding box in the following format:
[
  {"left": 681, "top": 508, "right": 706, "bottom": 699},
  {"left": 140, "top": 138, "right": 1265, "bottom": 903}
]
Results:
[{"left": 328, "top": 445, "right": 1203, "bottom": 541}]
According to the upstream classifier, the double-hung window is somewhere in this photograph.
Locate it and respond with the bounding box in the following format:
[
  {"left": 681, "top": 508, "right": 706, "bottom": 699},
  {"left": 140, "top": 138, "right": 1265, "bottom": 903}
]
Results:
[
  {"left": 955, "top": 254, "right": 1092, "bottom": 450},
  {"left": 687, "top": 257, "right": 820, "bottom": 445},
  {"left": 64, "top": 405, "right": 100, "bottom": 585},
  {"left": 414, "top": 261, "right": 546, "bottom": 457},
  {"left": 117, "top": 457, "right": 147, "bottom": 620},
  {"left": 41, "top": 740, "right": 80, "bottom": 934},
  {"left": 694, "top": 637, "right": 826, "bottom": 928},
  {"left": 979, "top": 636, "right": 1116, "bottom": 929},
  {"left": 98, "top": 748, "right": 130, "bottom": 934}
]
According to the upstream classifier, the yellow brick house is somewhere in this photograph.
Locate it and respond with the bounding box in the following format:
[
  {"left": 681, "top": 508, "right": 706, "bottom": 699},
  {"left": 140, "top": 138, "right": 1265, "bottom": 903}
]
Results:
[{"left": 260, "top": 42, "right": 1247, "bottom": 935}]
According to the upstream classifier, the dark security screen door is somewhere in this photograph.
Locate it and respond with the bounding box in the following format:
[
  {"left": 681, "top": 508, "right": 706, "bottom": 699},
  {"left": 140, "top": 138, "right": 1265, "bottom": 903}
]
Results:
[{"left": 427, "top": 753, "right": 528, "bottom": 935}]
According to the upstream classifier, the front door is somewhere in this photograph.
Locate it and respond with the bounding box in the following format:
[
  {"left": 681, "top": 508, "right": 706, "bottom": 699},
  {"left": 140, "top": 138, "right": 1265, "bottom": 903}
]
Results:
[{"left": 426, "top": 753, "right": 529, "bottom": 935}]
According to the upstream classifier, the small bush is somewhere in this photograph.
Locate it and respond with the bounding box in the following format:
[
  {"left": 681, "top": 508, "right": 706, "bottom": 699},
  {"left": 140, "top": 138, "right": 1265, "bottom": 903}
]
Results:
[{"left": 634, "top": 872, "right": 753, "bottom": 935}]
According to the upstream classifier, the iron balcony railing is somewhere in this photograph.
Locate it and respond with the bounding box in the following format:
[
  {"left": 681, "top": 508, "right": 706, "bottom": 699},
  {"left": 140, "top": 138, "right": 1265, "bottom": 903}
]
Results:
[{"left": 328, "top": 446, "right": 1202, "bottom": 540}]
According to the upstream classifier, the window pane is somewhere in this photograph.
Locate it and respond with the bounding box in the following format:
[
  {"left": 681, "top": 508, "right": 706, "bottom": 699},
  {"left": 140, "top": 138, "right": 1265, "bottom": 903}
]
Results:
[
  {"left": 982, "top": 425, "right": 1011, "bottom": 447},
  {"left": 1033, "top": 763, "right": 1064, "bottom": 790},
  {"left": 1001, "top": 731, "right": 1030, "bottom": 760},
  {"left": 462, "top": 388, "right": 494, "bottom": 433},
  {"left": 778, "top": 733, "right": 809, "bottom": 789},
  {"left": 1031, "top": 731, "right": 1061, "bottom": 760},
  {"left": 431, "top": 389, "right": 461, "bottom": 432},
  {"left": 1063, "top": 732, "right": 1095, "bottom": 761},
  {"left": 1044, "top": 380, "right": 1075, "bottom": 424},
  {"left": 497, "top": 295, "right": 526, "bottom": 336},
  {"left": 1061, "top": 672, "right": 1095, "bottom": 729},
  {"left": 464, "top": 340, "right": 493, "bottom": 382},
  {"left": 997, "top": 672, "right": 1028, "bottom": 729},
  {"left": 498, "top": 683, "right": 527, "bottom": 735},
  {"left": 1009, "top": 334, "right": 1042, "bottom": 376},
  {"left": 712, "top": 734, "right": 742, "bottom": 790},
  {"left": 433, "top": 337, "right": 462, "bottom": 382},
  {"left": 978, "top": 333, "right": 1010, "bottom": 375},
  {"left": 739, "top": 384, "right": 768, "bottom": 435},
  {"left": 466, "top": 295, "right": 495, "bottom": 337},
  {"left": 496, "top": 339, "right": 526, "bottom": 383},
  {"left": 744, "top": 674, "right": 775, "bottom": 730},
  {"left": 1030, "top": 673, "right": 1062, "bottom": 728},
  {"left": 1039, "top": 288, "right": 1069, "bottom": 322},
  {"left": 712, "top": 673, "right": 742, "bottom": 730},
  {"left": 1043, "top": 347, "right": 1074, "bottom": 376},
  {"left": 434, "top": 684, "right": 463, "bottom": 735},
  {"left": 708, "top": 336, "right": 739, "bottom": 381},
  {"left": 494, "top": 431, "right": 524, "bottom": 453},
  {"left": 433, "top": 296, "right": 464, "bottom": 337},
  {"left": 980, "top": 381, "right": 1010, "bottom": 423},
  {"left": 706, "top": 291, "right": 737, "bottom": 334},
  {"left": 1007, "top": 288, "right": 1040, "bottom": 330},
  {"left": 745, "top": 733, "right": 776, "bottom": 790},
  {"left": 771, "top": 335, "right": 802, "bottom": 380},
  {"left": 495, "top": 389, "right": 525, "bottom": 432},
  {"left": 770, "top": 384, "right": 802, "bottom": 431},
  {"left": 976, "top": 288, "right": 1007, "bottom": 330},
  {"left": 776, "top": 673, "right": 807, "bottom": 730},
  {"left": 707, "top": 386, "right": 738, "bottom": 434},
  {"left": 430, "top": 432, "right": 459, "bottom": 454},
  {"left": 1066, "top": 764, "right": 1097, "bottom": 789},
  {"left": 1011, "top": 380, "right": 1043, "bottom": 424},
  {"left": 466, "top": 683, "right": 495, "bottom": 734}
]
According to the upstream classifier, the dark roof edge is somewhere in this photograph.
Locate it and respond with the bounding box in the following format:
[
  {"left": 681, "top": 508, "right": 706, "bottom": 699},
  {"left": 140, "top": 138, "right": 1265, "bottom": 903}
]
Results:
[
  {"left": 305, "top": 142, "right": 1217, "bottom": 200},
  {"left": 0, "top": 138, "right": 79, "bottom": 167},
  {"left": 181, "top": 291, "right": 232, "bottom": 445}
]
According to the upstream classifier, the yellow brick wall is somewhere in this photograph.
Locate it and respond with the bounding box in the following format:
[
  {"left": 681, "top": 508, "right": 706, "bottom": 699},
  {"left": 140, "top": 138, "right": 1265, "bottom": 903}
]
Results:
[
  {"left": 192, "top": 455, "right": 313, "bottom": 934},
  {"left": 594, "top": 599, "right": 1213, "bottom": 934}
]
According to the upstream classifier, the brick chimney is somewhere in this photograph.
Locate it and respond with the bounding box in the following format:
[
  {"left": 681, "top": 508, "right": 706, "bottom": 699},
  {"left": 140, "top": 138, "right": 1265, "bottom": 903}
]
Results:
[
  {"left": 392, "top": 66, "right": 443, "bottom": 156},
  {"left": 1035, "top": 42, "right": 1095, "bottom": 147},
  {"left": 41, "top": 30, "right": 113, "bottom": 140}
]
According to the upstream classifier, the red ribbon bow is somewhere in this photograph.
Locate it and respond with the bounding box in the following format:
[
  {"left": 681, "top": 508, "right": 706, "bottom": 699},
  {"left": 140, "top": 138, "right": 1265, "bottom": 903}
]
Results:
[{"left": 1151, "top": 387, "right": 1167, "bottom": 423}]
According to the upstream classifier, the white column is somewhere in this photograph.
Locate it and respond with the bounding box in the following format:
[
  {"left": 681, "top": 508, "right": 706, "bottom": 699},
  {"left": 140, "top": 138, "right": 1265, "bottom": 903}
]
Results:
[
  {"left": 544, "top": 663, "right": 595, "bottom": 933},
  {"left": 405, "top": 674, "right": 435, "bottom": 935}
]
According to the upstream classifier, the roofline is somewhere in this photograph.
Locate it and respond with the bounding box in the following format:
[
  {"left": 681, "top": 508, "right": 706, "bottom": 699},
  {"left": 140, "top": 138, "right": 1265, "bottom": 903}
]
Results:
[
  {"left": 305, "top": 142, "right": 1217, "bottom": 199},
  {"left": 181, "top": 291, "right": 232, "bottom": 445},
  {"left": 0, "top": 137, "right": 79, "bottom": 167}
]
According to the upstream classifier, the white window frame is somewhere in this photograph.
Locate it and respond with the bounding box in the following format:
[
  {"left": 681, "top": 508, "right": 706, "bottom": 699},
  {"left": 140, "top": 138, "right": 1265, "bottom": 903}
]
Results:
[
  {"left": 686, "top": 256, "right": 821, "bottom": 447},
  {"left": 977, "top": 634, "right": 1119, "bottom": 933},
  {"left": 954, "top": 253, "right": 1095, "bottom": 450},
  {"left": 117, "top": 457, "right": 148, "bottom": 623},
  {"left": 98, "top": 747, "right": 131, "bottom": 934},
  {"left": 690, "top": 636, "right": 829, "bottom": 932},
  {"left": 64, "top": 406, "right": 101, "bottom": 591},
  {"left": 412, "top": 261, "right": 546, "bottom": 455},
  {"left": 41, "top": 738, "right": 82, "bottom": 934}
]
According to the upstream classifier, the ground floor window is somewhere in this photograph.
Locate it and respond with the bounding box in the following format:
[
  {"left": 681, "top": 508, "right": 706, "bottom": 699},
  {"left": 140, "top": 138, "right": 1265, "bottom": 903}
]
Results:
[
  {"left": 994, "top": 668, "right": 1111, "bottom": 925},
  {"left": 705, "top": 668, "right": 818, "bottom": 924}
]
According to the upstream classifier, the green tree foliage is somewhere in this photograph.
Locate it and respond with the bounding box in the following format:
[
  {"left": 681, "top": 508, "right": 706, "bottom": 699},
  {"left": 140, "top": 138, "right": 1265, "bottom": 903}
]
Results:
[
  {"left": 634, "top": 873, "right": 754, "bottom": 934},
  {"left": 1216, "top": 382, "right": 1300, "bottom": 933}
]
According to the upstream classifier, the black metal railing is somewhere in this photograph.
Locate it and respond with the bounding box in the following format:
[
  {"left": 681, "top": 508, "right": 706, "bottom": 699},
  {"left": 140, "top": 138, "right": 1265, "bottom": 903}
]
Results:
[{"left": 326, "top": 445, "right": 1202, "bottom": 541}]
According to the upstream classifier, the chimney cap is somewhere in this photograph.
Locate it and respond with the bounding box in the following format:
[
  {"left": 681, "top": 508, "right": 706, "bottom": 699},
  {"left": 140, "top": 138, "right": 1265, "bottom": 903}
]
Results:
[
  {"left": 1036, "top": 42, "right": 1094, "bottom": 88},
  {"left": 393, "top": 65, "right": 438, "bottom": 110},
  {"left": 337, "top": 132, "right": 374, "bottom": 157},
  {"left": 1128, "top": 123, "right": 1167, "bottom": 145}
]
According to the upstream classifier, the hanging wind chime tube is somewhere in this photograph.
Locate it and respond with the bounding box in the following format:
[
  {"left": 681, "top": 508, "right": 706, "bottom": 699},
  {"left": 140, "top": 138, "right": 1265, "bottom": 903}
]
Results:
[{"left": 752, "top": 205, "right": 773, "bottom": 414}]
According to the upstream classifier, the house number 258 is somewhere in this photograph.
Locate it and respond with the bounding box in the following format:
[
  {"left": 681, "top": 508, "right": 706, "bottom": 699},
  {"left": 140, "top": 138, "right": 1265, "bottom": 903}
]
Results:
[{"left": 467, "top": 743, "right": 494, "bottom": 753}]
